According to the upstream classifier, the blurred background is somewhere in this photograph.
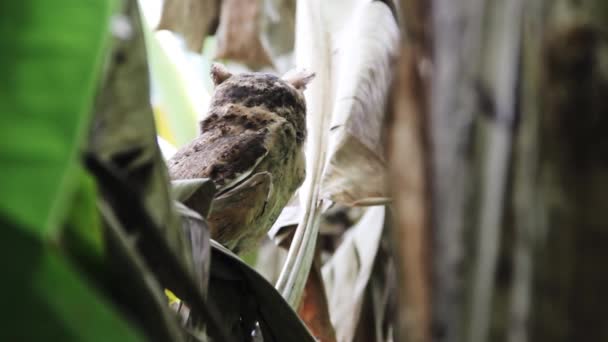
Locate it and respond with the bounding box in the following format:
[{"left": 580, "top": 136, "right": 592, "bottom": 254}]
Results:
[{"left": 1, "top": 0, "right": 608, "bottom": 341}]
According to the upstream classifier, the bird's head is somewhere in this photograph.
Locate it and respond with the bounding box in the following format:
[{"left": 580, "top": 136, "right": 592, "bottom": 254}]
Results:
[{"left": 208, "top": 63, "right": 315, "bottom": 143}]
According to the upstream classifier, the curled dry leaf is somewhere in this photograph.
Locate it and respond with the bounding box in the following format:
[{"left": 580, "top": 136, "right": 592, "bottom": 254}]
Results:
[
  {"left": 271, "top": 2, "right": 398, "bottom": 291},
  {"left": 273, "top": 0, "right": 398, "bottom": 240},
  {"left": 156, "top": 0, "right": 219, "bottom": 52},
  {"left": 320, "top": 1, "right": 399, "bottom": 206}
]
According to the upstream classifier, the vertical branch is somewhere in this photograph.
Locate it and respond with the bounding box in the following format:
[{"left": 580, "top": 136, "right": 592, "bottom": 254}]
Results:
[
  {"left": 429, "top": 2, "right": 468, "bottom": 338},
  {"left": 468, "top": 0, "right": 525, "bottom": 341},
  {"left": 388, "top": 46, "right": 431, "bottom": 342},
  {"left": 509, "top": 3, "right": 543, "bottom": 342},
  {"left": 391, "top": 3, "right": 433, "bottom": 341},
  {"left": 429, "top": 0, "right": 486, "bottom": 339}
]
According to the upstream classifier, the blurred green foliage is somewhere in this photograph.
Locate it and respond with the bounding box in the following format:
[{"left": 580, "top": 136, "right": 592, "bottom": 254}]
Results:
[
  {"left": 0, "top": 0, "right": 108, "bottom": 234},
  {"left": 0, "top": 0, "right": 143, "bottom": 339}
]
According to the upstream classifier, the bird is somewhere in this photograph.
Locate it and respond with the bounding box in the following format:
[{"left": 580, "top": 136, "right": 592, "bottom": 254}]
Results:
[{"left": 168, "top": 63, "right": 314, "bottom": 253}]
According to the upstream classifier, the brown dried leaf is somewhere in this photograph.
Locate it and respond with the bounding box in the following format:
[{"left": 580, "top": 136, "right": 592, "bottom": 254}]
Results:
[
  {"left": 214, "top": 0, "right": 274, "bottom": 69},
  {"left": 156, "top": 0, "right": 219, "bottom": 52},
  {"left": 298, "top": 260, "right": 337, "bottom": 342}
]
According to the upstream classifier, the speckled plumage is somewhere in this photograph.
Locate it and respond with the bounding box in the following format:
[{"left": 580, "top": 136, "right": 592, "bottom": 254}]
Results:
[{"left": 168, "top": 64, "right": 313, "bottom": 253}]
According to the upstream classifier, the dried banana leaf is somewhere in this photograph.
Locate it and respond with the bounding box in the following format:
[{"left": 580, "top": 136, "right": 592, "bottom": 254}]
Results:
[
  {"left": 321, "top": 206, "right": 386, "bottom": 342},
  {"left": 320, "top": 0, "right": 399, "bottom": 206},
  {"left": 272, "top": 0, "right": 398, "bottom": 243},
  {"left": 276, "top": 1, "right": 398, "bottom": 310}
]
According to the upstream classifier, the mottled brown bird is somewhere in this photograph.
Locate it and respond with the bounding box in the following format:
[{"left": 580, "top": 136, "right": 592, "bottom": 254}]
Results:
[{"left": 168, "top": 63, "right": 314, "bottom": 253}]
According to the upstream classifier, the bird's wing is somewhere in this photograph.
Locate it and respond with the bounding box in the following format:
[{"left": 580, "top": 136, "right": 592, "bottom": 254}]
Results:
[
  {"left": 216, "top": 147, "right": 268, "bottom": 196},
  {"left": 207, "top": 171, "right": 272, "bottom": 251},
  {"left": 168, "top": 129, "right": 269, "bottom": 194}
]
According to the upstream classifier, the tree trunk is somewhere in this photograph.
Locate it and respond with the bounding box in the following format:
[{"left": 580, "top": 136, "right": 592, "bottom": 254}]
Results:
[
  {"left": 393, "top": 0, "right": 608, "bottom": 341},
  {"left": 531, "top": 1, "right": 608, "bottom": 340}
]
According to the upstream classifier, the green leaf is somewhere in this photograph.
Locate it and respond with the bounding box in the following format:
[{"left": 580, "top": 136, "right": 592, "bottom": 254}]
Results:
[
  {"left": 60, "top": 167, "right": 104, "bottom": 268},
  {"left": 0, "top": 0, "right": 112, "bottom": 235},
  {"left": 0, "top": 219, "right": 143, "bottom": 341},
  {"left": 0, "top": 1, "right": 145, "bottom": 339}
]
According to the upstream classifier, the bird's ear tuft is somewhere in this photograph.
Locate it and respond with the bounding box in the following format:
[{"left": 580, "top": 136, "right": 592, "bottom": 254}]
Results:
[
  {"left": 211, "top": 63, "right": 233, "bottom": 86},
  {"left": 282, "top": 69, "right": 315, "bottom": 91}
]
